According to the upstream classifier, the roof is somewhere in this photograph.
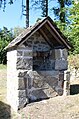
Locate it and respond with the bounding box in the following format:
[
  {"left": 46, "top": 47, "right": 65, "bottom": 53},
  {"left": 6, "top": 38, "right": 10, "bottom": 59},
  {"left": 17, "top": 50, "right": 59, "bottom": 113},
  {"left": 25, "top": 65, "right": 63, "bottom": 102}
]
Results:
[{"left": 5, "top": 16, "right": 72, "bottom": 50}]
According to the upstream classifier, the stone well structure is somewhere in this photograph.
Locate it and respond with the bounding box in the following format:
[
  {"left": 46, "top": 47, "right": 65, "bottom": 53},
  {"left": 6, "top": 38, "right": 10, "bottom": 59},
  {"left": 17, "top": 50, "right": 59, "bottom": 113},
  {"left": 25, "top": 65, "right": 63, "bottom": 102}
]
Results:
[{"left": 5, "top": 17, "right": 72, "bottom": 111}]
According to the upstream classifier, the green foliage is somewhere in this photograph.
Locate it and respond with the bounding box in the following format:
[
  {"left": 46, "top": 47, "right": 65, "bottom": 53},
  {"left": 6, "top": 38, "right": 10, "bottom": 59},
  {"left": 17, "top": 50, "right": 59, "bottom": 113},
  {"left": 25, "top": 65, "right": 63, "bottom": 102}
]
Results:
[
  {"left": 55, "top": 2, "right": 79, "bottom": 54},
  {"left": 0, "top": 26, "right": 25, "bottom": 64},
  {"left": 13, "top": 26, "right": 25, "bottom": 37},
  {"left": 0, "top": 27, "right": 14, "bottom": 64},
  {"left": 53, "top": 0, "right": 72, "bottom": 23},
  {"left": 67, "top": 2, "right": 79, "bottom": 54}
]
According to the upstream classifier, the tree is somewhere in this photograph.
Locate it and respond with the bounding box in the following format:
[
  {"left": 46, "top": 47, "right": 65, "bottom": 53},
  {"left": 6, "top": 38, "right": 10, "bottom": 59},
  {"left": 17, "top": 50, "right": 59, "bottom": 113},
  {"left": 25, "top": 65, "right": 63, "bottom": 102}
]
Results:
[
  {"left": 0, "top": 26, "right": 25, "bottom": 64},
  {"left": 30, "top": 0, "right": 48, "bottom": 18},
  {"left": 22, "top": 0, "right": 29, "bottom": 28},
  {"left": 56, "top": 1, "right": 79, "bottom": 54},
  {"left": 41, "top": 0, "right": 48, "bottom": 17},
  {"left": 0, "top": 0, "right": 13, "bottom": 10},
  {"left": 0, "top": 27, "right": 14, "bottom": 64},
  {"left": 53, "top": 0, "right": 72, "bottom": 23},
  {"left": 0, "top": 0, "right": 29, "bottom": 28},
  {"left": 67, "top": 2, "right": 79, "bottom": 54},
  {"left": 26, "top": 0, "right": 29, "bottom": 28},
  {"left": 59, "top": 0, "right": 65, "bottom": 23}
]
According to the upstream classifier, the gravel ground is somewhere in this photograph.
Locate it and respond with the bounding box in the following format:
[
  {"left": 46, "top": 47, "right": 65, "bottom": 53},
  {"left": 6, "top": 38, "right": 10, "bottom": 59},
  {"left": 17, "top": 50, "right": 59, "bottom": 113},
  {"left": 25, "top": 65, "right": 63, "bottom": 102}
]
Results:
[{"left": 19, "top": 94, "right": 79, "bottom": 119}]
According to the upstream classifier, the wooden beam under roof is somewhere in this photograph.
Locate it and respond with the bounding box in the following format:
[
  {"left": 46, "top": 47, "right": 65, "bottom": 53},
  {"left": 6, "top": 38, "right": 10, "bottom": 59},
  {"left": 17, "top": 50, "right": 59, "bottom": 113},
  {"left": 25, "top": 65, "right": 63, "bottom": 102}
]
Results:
[
  {"left": 39, "top": 28, "right": 53, "bottom": 48},
  {"left": 45, "top": 23, "right": 63, "bottom": 45},
  {"left": 47, "top": 20, "right": 71, "bottom": 49},
  {"left": 39, "top": 26, "right": 62, "bottom": 47}
]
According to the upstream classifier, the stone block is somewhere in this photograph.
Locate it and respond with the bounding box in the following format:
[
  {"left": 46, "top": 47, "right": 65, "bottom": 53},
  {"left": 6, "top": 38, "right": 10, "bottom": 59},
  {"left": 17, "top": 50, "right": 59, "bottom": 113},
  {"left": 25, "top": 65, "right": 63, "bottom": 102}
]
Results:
[
  {"left": 55, "top": 49, "right": 61, "bottom": 59},
  {"left": 63, "top": 49, "right": 68, "bottom": 60},
  {"left": 59, "top": 72, "right": 64, "bottom": 81},
  {"left": 28, "top": 84, "right": 62, "bottom": 101},
  {"left": 28, "top": 71, "right": 59, "bottom": 89},
  {"left": 50, "top": 60, "right": 55, "bottom": 69},
  {"left": 59, "top": 72, "right": 64, "bottom": 88},
  {"left": 17, "top": 51, "right": 23, "bottom": 56},
  {"left": 33, "top": 79, "right": 47, "bottom": 89},
  {"left": 18, "top": 70, "right": 27, "bottom": 77},
  {"left": 63, "top": 71, "right": 70, "bottom": 96},
  {"left": 27, "top": 70, "right": 35, "bottom": 78},
  {"left": 17, "top": 57, "right": 22, "bottom": 69},
  {"left": 28, "top": 77, "right": 33, "bottom": 89},
  {"left": 18, "top": 90, "right": 26, "bottom": 98},
  {"left": 33, "top": 72, "right": 58, "bottom": 89},
  {"left": 55, "top": 87, "right": 63, "bottom": 95},
  {"left": 55, "top": 60, "right": 68, "bottom": 70},
  {"left": 63, "top": 81, "right": 70, "bottom": 96},
  {"left": 24, "top": 51, "right": 32, "bottom": 57},
  {"left": 28, "top": 88, "right": 57, "bottom": 101},
  {"left": 18, "top": 96, "right": 28, "bottom": 108},
  {"left": 17, "top": 58, "right": 32, "bottom": 70},
  {"left": 28, "top": 90, "right": 44, "bottom": 101},
  {"left": 39, "top": 71, "right": 59, "bottom": 78},
  {"left": 55, "top": 49, "right": 68, "bottom": 60},
  {"left": 18, "top": 77, "right": 26, "bottom": 90},
  {"left": 64, "top": 71, "right": 70, "bottom": 81},
  {"left": 50, "top": 50, "right": 55, "bottom": 59},
  {"left": 45, "top": 77, "right": 58, "bottom": 88},
  {"left": 58, "top": 80, "right": 63, "bottom": 89},
  {"left": 34, "top": 40, "right": 40, "bottom": 44}
]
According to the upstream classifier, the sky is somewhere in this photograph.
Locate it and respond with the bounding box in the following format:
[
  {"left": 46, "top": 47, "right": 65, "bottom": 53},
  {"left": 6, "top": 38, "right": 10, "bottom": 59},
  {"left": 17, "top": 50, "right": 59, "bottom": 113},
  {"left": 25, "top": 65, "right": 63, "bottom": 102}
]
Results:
[{"left": 0, "top": 0, "right": 56, "bottom": 29}]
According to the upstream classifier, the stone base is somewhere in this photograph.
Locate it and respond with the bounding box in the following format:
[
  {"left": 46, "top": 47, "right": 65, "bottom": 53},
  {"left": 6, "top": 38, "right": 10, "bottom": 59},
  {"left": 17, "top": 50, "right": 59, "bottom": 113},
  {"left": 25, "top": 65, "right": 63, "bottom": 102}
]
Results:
[{"left": 27, "top": 71, "right": 64, "bottom": 101}]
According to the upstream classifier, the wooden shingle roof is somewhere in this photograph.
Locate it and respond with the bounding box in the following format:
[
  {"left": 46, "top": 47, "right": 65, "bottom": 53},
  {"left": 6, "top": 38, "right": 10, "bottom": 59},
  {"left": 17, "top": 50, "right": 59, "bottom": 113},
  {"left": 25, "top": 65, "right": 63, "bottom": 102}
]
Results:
[{"left": 5, "top": 16, "right": 72, "bottom": 50}]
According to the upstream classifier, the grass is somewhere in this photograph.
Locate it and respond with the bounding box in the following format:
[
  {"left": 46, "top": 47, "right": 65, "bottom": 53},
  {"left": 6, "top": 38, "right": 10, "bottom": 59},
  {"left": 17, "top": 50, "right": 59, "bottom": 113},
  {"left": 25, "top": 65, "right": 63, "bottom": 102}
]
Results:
[
  {"left": 0, "top": 64, "right": 7, "bottom": 70},
  {"left": 0, "top": 64, "right": 18, "bottom": 119},
  {"left": 0, "top": 64, "right": 7, "bottom": 101}
]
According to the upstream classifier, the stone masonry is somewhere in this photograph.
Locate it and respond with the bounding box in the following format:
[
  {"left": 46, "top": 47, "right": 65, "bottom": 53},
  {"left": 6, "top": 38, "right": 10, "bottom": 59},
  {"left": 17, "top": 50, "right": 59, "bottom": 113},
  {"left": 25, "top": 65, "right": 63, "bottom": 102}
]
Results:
[{"left": 7, "top": 31, "right": 70, "bottom": 111}]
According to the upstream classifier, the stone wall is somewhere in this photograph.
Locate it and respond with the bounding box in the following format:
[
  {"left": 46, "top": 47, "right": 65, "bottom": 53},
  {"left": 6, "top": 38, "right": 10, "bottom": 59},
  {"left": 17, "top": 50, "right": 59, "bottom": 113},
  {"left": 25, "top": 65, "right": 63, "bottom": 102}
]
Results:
[
  {"left": 7, "top": 31, "right": 69, "bottom": 111},
  {"left": 27, "top": 71, "right": 64, "bottom": 101}
]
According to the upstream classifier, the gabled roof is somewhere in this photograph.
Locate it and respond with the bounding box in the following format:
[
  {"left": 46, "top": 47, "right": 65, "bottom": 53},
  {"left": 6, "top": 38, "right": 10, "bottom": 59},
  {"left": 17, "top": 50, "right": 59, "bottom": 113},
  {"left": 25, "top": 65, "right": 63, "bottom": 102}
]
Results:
[{"left": 5, "top": 16, "right": 72, "bottom": 50}]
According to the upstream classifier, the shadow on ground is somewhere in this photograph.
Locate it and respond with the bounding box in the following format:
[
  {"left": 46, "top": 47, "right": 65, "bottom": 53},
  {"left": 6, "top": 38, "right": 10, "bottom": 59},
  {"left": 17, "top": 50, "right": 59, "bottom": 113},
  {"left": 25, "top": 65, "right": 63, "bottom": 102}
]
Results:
[
  {"left": 70, "top": 84, "right": 79, "bottom": 95},
  {"left": 0, "top": 101, "right": 11, "bottom": 119}
]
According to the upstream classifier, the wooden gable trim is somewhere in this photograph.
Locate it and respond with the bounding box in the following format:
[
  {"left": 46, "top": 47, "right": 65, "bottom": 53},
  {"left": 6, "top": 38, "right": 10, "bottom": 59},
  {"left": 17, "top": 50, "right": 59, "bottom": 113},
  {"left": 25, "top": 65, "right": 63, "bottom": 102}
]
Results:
[
  {"left": 19, "top": 20, "right": 48, "bottom": 47},
  {"left": 47, "top": 20, "right": 71, "bottom": 49}
]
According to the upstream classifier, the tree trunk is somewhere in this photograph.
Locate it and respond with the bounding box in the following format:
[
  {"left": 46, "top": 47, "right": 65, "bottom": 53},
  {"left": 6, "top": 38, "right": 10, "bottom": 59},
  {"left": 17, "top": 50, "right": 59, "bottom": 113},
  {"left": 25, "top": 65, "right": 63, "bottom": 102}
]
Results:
[
  {"left": 41, "top": 0, "right": 48, "bottom": 17},
  {"left": 26, "top": 0, "right": 29, "bottom": 28},
  {"left": 59, "top": 0, "right": 65, "bottom": 23},
  {"left": 46, "top": 0, "right": 48, "bottom": 17}
]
